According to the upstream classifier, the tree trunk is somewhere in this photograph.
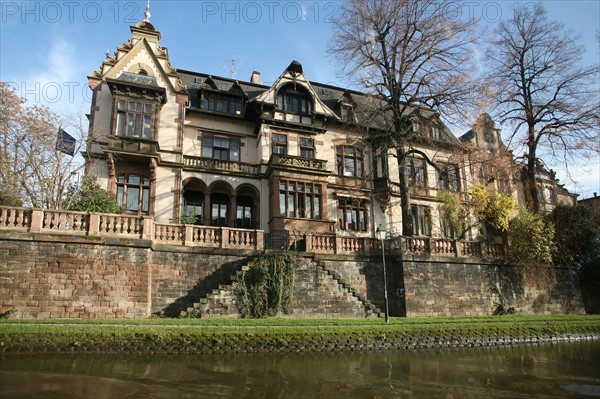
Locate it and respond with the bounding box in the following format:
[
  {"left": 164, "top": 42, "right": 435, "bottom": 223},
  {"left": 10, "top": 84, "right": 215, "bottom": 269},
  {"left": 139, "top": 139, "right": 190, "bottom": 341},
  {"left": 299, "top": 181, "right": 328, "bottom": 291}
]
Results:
[
  {"left": 397, "top": 146, "right": 414, "bottom": 236},
  {"left": 525, "top": 150, "right": 540, "bottom": 214}
]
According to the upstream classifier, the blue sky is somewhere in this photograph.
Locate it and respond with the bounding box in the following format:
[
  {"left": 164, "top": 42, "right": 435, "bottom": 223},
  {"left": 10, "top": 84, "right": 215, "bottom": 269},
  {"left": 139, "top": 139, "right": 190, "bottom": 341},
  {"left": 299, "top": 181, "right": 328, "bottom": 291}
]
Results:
[{"left": 1, "top": 0, "right": 598, "bottom": 198}]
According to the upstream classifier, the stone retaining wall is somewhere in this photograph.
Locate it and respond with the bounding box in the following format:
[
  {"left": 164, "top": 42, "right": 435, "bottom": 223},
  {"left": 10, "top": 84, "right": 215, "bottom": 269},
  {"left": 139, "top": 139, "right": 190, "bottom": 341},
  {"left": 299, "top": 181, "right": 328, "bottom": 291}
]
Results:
[
  {"left": 402, "top": 257, "right": 585, "bottom": 316},
  {"left": 0, "top": 233, "right": 586, "bottom": 318}
]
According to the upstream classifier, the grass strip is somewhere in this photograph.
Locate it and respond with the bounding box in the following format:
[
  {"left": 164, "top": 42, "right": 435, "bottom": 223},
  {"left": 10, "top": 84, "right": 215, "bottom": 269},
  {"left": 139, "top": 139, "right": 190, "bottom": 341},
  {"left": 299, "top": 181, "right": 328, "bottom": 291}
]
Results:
[{"left": 1, "top": 315, "right": 599, "bottom": 354}]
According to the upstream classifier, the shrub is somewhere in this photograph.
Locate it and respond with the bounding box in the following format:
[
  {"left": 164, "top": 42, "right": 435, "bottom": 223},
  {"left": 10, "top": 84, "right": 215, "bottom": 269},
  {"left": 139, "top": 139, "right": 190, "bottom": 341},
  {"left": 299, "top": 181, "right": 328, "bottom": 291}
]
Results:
[{"left": 67, "top": 176, "right": 121, "bottom": 213}]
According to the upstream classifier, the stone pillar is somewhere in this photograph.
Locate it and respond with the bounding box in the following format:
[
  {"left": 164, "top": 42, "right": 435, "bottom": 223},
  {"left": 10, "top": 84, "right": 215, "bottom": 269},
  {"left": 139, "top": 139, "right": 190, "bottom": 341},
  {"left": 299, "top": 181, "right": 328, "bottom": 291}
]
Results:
[
  {"left": 255, "top": 230, "right": 264, "bottom": 250},
  {"left": 204, "top": 193, "right": 211, "bottom": 226},
  {"left": 184, "top": 225, "right": 194, "bottom": 247},
  {"left": 88, "top": 213, "right": 100, "bottom": 236},
  {"left": 142, "top": 216, "right": 154, "bottom": 240},
  {"left": 29, "top": 209, "right": 43, "bottom": 233},
  {"left": 230, "top": 195, "right": 237, "bottom": 227}
]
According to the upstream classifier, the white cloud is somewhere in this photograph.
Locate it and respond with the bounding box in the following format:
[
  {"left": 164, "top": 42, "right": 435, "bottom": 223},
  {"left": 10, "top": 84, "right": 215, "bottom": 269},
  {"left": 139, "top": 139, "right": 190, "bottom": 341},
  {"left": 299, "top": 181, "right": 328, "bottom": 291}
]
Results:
[{"left": 13, "top": 35, "right": 89, "bottom": 115}]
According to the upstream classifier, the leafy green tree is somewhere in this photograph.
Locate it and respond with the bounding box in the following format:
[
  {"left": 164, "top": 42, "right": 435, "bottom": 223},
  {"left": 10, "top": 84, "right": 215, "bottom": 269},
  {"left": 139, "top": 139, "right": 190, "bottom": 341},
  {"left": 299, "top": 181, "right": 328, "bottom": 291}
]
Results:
[
  {"left": 0, "top": 190, "right": 22, "bottom": 207},
  {"left": 507, "top": 208, "right": 557, "bottom": 287},
  {"left": 437, "top": 184, "right": 514, "bottom": 239},
  {"left": 508, "top": 208, "right": 555, "bottom": 267},
  {"left": 67, "top": 176, "right": 120, "bottom": 214},
  {"left": 548, "top": 204, "right": 598, "bottom": 267}
]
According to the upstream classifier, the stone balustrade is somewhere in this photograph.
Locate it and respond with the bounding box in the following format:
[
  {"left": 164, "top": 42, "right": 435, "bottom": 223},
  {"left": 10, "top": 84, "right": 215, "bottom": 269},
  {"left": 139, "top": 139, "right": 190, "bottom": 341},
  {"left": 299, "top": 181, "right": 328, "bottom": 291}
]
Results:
[{"left": 0, "top": 205, "right": 507, "bottom": 258}]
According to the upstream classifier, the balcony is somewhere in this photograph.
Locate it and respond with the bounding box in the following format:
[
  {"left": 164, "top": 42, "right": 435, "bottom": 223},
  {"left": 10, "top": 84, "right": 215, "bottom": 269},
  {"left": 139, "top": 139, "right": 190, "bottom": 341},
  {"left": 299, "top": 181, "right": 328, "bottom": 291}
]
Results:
[
  {"left": 108, "top": 136, "right": 158, "bottom": 155},
  {"left": 183, "top": 156, "right": 261, "bottom": 177},
  {"left": 268, "top": 154, "right": 328, "bottom": 173},
  {"left": 0, "top": 205, "right": 508, "bottom": 259}
]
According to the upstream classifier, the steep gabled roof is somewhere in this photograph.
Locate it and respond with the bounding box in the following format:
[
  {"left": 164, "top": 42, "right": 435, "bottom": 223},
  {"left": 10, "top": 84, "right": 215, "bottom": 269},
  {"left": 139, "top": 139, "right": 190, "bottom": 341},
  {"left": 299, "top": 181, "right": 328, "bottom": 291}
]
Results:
[{"left": 177, "top": 62, "right": 462, "bottom": 146}]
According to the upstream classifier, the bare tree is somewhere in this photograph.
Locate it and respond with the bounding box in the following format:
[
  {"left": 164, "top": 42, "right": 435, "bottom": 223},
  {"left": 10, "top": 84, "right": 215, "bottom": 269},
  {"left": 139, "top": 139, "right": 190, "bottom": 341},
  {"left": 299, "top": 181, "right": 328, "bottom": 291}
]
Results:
[
  {"left": 486, "top": 3, "right": 599, "bottom": 213},
  {"left": 330, "top": 0, "right": 481, "bottom": 235},
  {"left": 0, "top": 82, "right": 84, "bottom": 209}
]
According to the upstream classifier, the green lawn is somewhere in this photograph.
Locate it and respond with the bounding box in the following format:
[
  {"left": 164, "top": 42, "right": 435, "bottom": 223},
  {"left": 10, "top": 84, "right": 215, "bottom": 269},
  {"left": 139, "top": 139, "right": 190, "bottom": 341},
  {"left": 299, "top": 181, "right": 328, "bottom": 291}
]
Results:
[{"left": 2, "top": 315, "right": 598, "bottom": 354}]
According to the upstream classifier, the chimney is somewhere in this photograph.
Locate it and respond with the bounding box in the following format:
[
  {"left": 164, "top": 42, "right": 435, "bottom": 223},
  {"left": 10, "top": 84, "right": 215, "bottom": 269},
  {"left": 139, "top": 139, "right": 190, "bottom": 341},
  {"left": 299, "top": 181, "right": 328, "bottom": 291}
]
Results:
[{"left": 250, "top": 71, "right": 261, "bottom": 84}]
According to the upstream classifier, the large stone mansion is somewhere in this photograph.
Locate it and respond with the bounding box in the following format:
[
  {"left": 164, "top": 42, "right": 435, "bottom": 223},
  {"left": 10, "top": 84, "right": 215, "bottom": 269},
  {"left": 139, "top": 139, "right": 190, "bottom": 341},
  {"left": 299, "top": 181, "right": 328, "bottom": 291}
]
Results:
[{"left": 83, "top": 20, "right": 576, "bottom": 244}]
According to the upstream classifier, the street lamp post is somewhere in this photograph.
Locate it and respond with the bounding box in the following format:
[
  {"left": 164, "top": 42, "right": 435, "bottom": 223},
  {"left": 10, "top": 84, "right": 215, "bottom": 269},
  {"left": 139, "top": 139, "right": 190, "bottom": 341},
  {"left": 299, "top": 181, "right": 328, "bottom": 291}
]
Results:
[{"left": 377, "top": 225, "right": 390, "bottom": 324}]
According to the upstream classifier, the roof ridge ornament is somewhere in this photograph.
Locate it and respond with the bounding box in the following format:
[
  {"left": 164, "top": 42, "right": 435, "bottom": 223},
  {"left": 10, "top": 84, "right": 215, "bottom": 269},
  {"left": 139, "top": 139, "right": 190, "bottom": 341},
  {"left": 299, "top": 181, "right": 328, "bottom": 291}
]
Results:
[{"left": 144, "top": 0, "right": 151, "bottom": 22}]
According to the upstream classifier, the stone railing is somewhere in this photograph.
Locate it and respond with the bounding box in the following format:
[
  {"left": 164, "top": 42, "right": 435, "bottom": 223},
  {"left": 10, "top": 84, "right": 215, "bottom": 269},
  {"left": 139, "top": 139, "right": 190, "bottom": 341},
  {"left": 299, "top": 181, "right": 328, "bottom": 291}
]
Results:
[
  {"left": 0, "top": 206, "right": 263, "bottom": 251},
  {"left": 306, "top": 233, "right": 506, "bottom": 259},
  {"left": 183, "top": 156, "right": 261, "bottom": 176},
  {"left": 0, "top": 205, "right": 506, "bottom": 258},
  {"left": 269, "top": 153, "right": 328, "bottom": 171}
]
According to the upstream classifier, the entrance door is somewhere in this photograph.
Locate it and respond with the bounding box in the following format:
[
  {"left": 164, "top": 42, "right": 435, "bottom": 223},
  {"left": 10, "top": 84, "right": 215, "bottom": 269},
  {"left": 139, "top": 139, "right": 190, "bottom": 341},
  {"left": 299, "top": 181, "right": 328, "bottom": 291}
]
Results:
[{"left": 211, "top": 193, "right": 229, "bottom": 226}]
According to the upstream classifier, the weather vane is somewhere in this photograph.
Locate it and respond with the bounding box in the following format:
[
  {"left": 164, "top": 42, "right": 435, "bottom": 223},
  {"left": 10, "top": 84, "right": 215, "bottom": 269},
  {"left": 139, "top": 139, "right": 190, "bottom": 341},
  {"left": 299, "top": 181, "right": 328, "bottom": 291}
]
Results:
[{"left": 144, "top": 0, "right": 151, "bottom": 22}]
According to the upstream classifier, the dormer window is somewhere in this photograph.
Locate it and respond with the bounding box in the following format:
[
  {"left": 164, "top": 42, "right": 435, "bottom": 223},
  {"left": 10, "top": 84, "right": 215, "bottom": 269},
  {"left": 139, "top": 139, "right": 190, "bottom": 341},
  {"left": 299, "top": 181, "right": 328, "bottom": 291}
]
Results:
[
  {"left": 202, "top": 91, "right": 243, "bottom": 116},
  {"left": 429, "top": 126, "right": 440, "bottom": 140},
  {"left": 341, "top": 104, "right": 355, "bottom": 122},
  {"left": 277, "top": 85, "right": 311, "bottom": 115}
]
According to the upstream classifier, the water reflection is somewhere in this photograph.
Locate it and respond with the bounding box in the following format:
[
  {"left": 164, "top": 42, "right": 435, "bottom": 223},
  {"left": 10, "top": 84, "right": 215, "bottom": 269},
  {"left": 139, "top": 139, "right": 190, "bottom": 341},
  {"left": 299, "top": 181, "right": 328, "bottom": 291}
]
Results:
[{"left": 1, "top": 341, "right": 599, "bottom": 398}]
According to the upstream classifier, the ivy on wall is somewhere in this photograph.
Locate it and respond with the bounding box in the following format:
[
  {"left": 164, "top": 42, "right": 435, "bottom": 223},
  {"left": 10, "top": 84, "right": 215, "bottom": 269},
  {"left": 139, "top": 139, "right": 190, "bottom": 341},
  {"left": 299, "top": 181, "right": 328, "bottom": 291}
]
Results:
[{"left": 237, "top": 253, "right": 299, "bottom": 318}]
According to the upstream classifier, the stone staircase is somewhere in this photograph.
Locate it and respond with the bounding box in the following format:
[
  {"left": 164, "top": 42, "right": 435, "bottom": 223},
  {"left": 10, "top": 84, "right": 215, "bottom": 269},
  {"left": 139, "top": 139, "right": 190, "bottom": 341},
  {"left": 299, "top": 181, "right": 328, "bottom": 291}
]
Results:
[
  {"left": 311, "top": 259, "right": 382, "bottom": 318},
  {"left": 180, "top": 255, "right": 383, "bottom": 318},
  {"left": 161, "top": 257, "right": 254, "bottom": 317},
  {"left": 184, "top": 261, "right": 253, "bottom": 318}
]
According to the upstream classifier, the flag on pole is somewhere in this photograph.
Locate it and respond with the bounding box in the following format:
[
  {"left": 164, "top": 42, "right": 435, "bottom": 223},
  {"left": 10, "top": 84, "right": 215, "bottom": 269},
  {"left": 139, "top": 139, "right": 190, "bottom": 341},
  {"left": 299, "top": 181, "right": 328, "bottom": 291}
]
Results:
[{"left": 56, "top": 128, "right": 76, "bottom": 156}]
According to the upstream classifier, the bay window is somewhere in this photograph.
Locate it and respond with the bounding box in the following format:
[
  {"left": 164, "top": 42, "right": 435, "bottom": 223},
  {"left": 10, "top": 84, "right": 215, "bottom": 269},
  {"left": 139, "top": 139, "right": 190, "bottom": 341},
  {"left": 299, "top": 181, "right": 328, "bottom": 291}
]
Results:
[
  {"left": 115, "top": 99, "right": 154, "bottom": 139},
  {"left": 279, "top": 180, "right": 321, "bottom": 219}
]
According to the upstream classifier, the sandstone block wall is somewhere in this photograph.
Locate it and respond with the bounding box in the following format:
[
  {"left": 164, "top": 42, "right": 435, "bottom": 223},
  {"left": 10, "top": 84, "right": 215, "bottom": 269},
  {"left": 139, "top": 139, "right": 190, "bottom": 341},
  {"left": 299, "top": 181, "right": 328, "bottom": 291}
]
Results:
[
  {"left": 402, "top": 258, "right": 585, "bottom": 317},
  {"left": 0, "top": 234, "right": 586, "bottom": 319},
  {"left": 0, "top": 238, "right": 150, "bottom": 318}
]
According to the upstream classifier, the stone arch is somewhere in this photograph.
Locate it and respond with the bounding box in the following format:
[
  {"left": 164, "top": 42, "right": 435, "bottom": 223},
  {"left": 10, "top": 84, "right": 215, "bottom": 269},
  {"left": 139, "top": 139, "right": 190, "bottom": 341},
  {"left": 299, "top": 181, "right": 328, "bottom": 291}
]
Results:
[
  {"left": 207, "top": 181, "right": 234, "bottom": 227},
  {"left": 127, "top": 62, "right": 155, "bottom": 77},
  {"left": 182, "top": 178, "right": 208, "bottom": 224},
  {"left": 235, "top": 183, "right": 261, "bottom": 229}
]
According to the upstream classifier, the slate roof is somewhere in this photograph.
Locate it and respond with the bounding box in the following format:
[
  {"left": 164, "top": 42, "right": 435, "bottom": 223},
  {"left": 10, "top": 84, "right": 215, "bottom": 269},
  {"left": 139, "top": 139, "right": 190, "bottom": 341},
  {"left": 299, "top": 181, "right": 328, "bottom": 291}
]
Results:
[{"left": 177, "top": 67, "right": 461, "bottom": 145}]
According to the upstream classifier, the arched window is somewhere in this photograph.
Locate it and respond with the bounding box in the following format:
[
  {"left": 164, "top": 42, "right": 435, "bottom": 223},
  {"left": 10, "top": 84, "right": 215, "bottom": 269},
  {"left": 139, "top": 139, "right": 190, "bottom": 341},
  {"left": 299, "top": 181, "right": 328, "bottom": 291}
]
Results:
[
  {"left": 276, "top": 85, "right": 312, "bottom": 115},
  {"left": 183, "top": 191, "right": 204, "bottom": 224}
]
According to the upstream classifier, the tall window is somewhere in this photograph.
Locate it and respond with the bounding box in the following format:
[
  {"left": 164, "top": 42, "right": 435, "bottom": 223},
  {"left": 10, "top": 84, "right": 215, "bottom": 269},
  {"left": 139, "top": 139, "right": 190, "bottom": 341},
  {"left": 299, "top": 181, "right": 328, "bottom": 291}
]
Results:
[
  {"left": 277, "top": 86, "right": 311, "bottom": 114},
  {"left": 115, "top": 99, "right": 153, "bottom": 139},
  {"left": 116, "top": 174, "right": 150, "bottom": 213},
  {"left": 336, "top": 145, "right": 364, "bottom": 178},
  {"left": 183, "top": 191, "right": 204, "bottom": 224},
  {"left": 272, "top": 134, "right": 288, "bottom": 155},
  {"left": 236, "top": 196, "right": 254, "bottom": 228},
  {"left": 429, "top": 126, "right": 440, "bottom": 140},
  {"left": 405, "top": 157, "right": 426, "bottom": 187},
  {"left": 412, "top": 205, "right": 431, "bottom": 236},
  {"left": 211, "top": 193, "right": 229, "bottom": 226},
  {"left": 497, "top": 172, "right": 510, "bottom": 194},
  {"left": 202, "top": 136, "right": 240, "bottom": 161},
  {"left": 299, "top": 137, "right": 315, "bottom": 158},
  {"left": 543, "top": 186, "right": 555, "bottom": 204},
  {"left": 279, "top": 180, "right": 321, "bottom": 219},
  {"left": 338, "top": 198, "right": 368, "bottom": 232},
  {"left": 438, "top": 164, "right": 461, "bottom": 192},
  {"left": 202, "top": 92, "right": 243, "bottom": 116}
]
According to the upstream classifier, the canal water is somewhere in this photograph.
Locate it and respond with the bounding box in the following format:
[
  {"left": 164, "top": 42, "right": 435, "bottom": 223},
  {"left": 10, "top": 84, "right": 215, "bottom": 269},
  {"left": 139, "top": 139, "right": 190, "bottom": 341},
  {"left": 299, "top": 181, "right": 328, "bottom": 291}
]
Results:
[{"left": 1, "top": 341, "right": 599, "bottom": 398}]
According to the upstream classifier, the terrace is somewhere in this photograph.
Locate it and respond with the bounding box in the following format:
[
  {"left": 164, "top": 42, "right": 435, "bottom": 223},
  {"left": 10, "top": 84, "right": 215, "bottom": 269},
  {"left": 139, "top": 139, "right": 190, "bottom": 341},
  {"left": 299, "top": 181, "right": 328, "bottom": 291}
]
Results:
[{"left": 0, "top": 206, "right": 506, "bottom": 258}]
